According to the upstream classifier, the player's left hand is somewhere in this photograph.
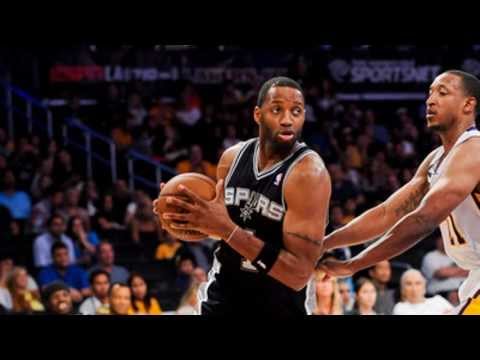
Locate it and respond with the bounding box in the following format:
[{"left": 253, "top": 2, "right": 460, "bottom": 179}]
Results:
[
  {"left": 317, "top": 258, "right": 355, "bottom": 278},
  {"left": 162, "top": 179, "right": 236, "bottom": 240}
]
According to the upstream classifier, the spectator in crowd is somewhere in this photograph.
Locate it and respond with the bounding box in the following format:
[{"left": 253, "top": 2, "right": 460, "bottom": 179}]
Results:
[
  {"left": 108, "top": 283, "right": 132, "bottom": 315},
  {"left": 112, "top": 179, "right": 132, "bottom": 224},
  {"left": 53, "top": 149, "right": 77, "bottom": 188},
  {"left": 176, "top": 83, "right": 202, "bottom": 128},
  {"left": 80, "top": 180, "right": 99, "bottom": 218},
  {"left": 33, "top": 214, "right": 77, "bottom": 268},
  {"left": 42, "top": 281, "right": 77, "bottom": 315},
  {"left": 30, "top": 187, "right": 64, "bottom": 234},
  {"left": 222, "top": 124, "right": 240, "bottom": 150},
  {"left": 111, "top": 116, "right": 134, "bottom": 151},
  {"left": 127, "top": 93, "right": 147, "bottom": 131},
  {"left": 128, "top": 273, "right": 162, "bottom": 315},
  {"left": 346, "top": 278, "right": 378, "bottom": 315},
  {"left": 176, "top": 144, "right": 217, "bottom": 180},
  {"left": 0, "top": 204, "right": 17, "bottom": 254},
  {"left": 30, "top": 158, "right": 54, "bottom": 201},
  {"left": 94, "top": 193, "right": 125, "bottom": 240},
  {"left": 88, "top": 241, "right": 130, "bottom": 284},
  {"left": 59, "top": 187, "right": 90, "bottom": 227},
  {"left": 421, "top": 236, "right": 468, "bottom": 305},
  {"left": 179, "top": 241, "right": 212, "bottom": 273},
  {"left": 393, "top": 269, "right": 453, "bottom": 315},
  {"left": 176, "top": 280, "right": 201, "bottom": 315},
  {"left": 328, "top": 163, "right": 358, "bottom": 204},
  {"left": 0, "top": 169, "right": 32, "bottom": 221},
  {"left": 129, "top": 191, "right": 162, "bottom": 259},
  {"left": 66, "top": 215, "right": 99, "bottom": 266},
  {"left": 192, "top": 267, "right": 207, "bottom": 284},
  {"left": 0, "top": 256, "right": 40, "bottom": 294},
  {"left": 7, "top": 266, "right": 44, "bottom": 313},
  {"left": 155, "top": 231, "right": 183, "bottom": 261},
  {"left": 313, "top": 271, "right": 343, "bottom": 315},
  {"left": 175, "top": 255, "right": 195, "bottom": 295},
  {"left": 0, "top": 283, "right": 12, "bottom": 312},
  {"left": 37, "top": 241, "right": 90, "bottom": 303},
  {"left": 338, "top": 278, "right": 355, "bottom": 313},
  {"left": 79, "top": 269, "right": 111, "bottom": 315},
  {"left": 11, "top": 136, "right": 39, "bottom": 190},
  {"left": 368, "top": 260, "right": 396, "bottom": 315},
  {"left": 153, "top": 125, "right": 187, "bottom": 165}
]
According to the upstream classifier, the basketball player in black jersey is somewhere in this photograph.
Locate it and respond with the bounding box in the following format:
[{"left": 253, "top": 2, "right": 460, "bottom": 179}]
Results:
[{"left": 159, "top": 77, "right": 331, "bottom": 316}]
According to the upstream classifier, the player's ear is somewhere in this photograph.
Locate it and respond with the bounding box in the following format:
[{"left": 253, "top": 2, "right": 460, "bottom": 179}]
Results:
[
  {"left": 253, "top": 106, "right": 261, "bottom": 125},
  {"left": 464, "top": 96, "right": 477, "bottom": 115}
]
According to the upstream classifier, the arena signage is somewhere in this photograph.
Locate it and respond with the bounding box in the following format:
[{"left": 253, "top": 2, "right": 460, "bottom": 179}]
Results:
[
  {"left": 49, "top": 65, "right": 179, "bottom": 83},
  {"left": 49, "top": 65, "right": 287, "bottom": 84},
  {"left": 328, "top": 59, "right": 442, "bottom": 84}
]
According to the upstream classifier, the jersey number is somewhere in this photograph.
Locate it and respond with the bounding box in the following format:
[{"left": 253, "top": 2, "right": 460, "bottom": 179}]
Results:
[{"left": 446, "top": 215, "right": 467, "bottom": 247}]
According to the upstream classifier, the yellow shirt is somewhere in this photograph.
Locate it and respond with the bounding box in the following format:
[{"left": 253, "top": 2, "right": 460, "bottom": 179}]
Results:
[
  {"left": 129, "top": 298, "right": 162, "bottom": 315},
  {"left": 155, "top": 242, "right": 182, "bottom": 260}
]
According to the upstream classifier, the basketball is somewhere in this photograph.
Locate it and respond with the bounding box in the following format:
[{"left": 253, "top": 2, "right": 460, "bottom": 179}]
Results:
[{"left": 154, "top": 173, "right": 217, "bottom": 242}]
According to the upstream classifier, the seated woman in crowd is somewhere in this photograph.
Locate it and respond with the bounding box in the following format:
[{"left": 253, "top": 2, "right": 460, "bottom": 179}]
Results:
[
  {"left": 313, "top": 270, "right": 343, "bottom": 315},
  {"left": 346, "top": 278, "right": 379, "bottom": 315},
  {"left": 7, "top": 266, "right": 44, "bottom": 313},
  {"left": 128, "top": 272, "right": 162, "bottom": 315}
]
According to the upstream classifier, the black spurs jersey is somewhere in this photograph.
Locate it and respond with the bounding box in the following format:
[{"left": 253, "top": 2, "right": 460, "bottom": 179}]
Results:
[{"left": 199, "top": 138, "right": 318, "bottom": 317}]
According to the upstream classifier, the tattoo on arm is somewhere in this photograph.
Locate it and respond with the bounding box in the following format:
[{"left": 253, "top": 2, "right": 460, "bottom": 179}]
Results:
[
  {"left": 287, "top": 232, "right": 324, "bottom": 247},
  {"left": 411, "top": 213, "right": 436, "bottom": 232},
  {"left": 394, "top": 183, "right": 429, "bottom": 218}
]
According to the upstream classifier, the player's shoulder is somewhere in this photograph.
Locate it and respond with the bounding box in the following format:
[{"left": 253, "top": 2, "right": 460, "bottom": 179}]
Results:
[
  {"left": 219, "top": 138, "right": 255, "bottom": 165},
  {"left": 456, "top": 134, "right": 480, "bottom": 153},
  {"left": 286, "top": 149, "right": 330, "bottom": 188}
]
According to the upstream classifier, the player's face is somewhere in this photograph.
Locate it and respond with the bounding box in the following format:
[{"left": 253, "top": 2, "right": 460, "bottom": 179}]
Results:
[
  {"left": 426, "top": 73, "right": 473, "bottom": 132},
  {"left": 357, "top": 282, "right": 377, "bottom": 310},
  {"left": 254, "top": 86, "right": 305, "bottom": 152},
  {"left": 401, "top": 273, "right": 426, "bottom": 303}
]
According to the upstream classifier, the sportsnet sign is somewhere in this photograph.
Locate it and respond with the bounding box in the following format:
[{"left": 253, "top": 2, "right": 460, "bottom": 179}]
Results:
[{"left": 328, "top": 59, "right": 442, "bottom": 85}]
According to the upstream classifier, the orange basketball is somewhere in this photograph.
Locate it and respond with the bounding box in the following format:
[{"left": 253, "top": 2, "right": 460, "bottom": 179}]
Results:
[{"left": 154, "top": 173, "right": 216, "bottom": 242}]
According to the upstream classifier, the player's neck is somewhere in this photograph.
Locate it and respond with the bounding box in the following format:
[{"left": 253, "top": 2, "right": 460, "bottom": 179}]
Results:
[
  {"left": 440, "top": 120, "right": 476, "bottom": 153},
  {"left": 257, "top": 139, "right": 298, "bottom": 172}
]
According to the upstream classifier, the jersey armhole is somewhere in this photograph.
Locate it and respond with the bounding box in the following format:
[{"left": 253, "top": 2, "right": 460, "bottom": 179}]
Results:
[{"left": 224, "top": 138, "right": 257, "bottom": 189}]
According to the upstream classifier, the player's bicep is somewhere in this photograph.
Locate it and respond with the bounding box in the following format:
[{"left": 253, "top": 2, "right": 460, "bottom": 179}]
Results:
[
  {"left": 282, "top": 156, "right": 331, "bottom": 263},
  {"left": 420, "top": 145, "right": 480, "bottom": 223}
]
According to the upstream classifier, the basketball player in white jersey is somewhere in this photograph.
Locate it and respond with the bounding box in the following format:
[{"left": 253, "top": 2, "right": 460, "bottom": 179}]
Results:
[{"left": 318, "top": 70, "right": 480, "bottom": 315}]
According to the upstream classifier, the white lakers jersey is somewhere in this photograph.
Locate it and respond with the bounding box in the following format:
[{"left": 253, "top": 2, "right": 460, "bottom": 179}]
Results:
[{"left": 427, "top": 127, "right": 480, "bottom": 271}]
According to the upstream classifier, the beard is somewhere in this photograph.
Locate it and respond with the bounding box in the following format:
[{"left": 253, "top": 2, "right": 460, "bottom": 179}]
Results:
[{"left": 260, "top": 121, "right": 302, "bottom": 156}]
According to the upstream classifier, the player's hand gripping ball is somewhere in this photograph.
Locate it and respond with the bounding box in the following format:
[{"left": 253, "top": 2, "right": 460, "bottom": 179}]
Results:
[{"left": 153, "top": 173, "right": 216, "bottom": 242}]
